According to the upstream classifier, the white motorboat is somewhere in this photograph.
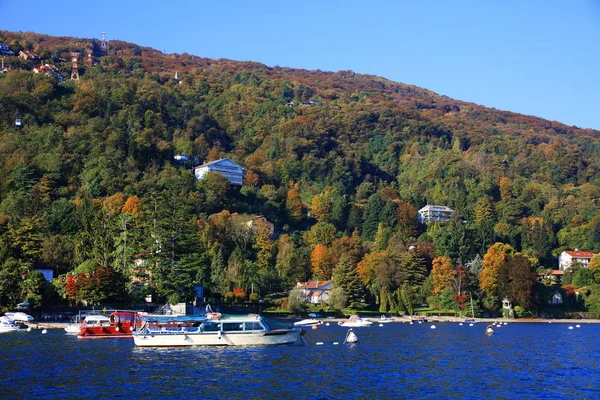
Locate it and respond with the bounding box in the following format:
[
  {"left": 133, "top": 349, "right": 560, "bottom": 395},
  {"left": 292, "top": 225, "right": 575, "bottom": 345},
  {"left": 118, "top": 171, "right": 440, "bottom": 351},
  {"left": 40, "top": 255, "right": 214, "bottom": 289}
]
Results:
[
  {"left": 379, "top": 315, "right": 394, "bottom": 323},
  {"left": 0, "top": 316, "right": 20, "bottom": 333},
  {"left": 5, "top": 312, "right": 34, "bottom": 323},
  {"left": 133, "top": 314, "right": 305, "bottom": 347},
  {"left": 64, "top": 314, "right": 110, "bottom": 335},
  {"left": 338, "top": 315, "right": 373, "bottom": 327},
  {"left": 294, "top": 319, "right": 321, "bottom": 326}
]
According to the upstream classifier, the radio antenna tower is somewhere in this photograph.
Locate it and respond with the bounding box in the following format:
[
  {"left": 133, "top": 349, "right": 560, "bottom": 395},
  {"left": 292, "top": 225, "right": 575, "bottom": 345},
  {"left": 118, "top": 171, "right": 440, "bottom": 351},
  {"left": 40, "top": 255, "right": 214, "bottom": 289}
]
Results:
[
  {"left": 70, "top": 52, "right": 80, "bottom": 81},
  {"left": 100, "top": 32, "right": 108, "bottom": 54},
  {"left": 86, "top": 49, "right": 93, "bottom": 68}
]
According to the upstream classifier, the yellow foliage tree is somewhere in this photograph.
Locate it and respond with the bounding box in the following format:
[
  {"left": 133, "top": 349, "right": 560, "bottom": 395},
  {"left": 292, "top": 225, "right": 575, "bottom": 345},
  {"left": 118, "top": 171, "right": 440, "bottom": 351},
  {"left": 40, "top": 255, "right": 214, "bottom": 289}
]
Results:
[
  {"left": 480, "top": 242, "right": 515, "bottom": 298},
  {"left": 431, "top": 256, "right": 456, "bottom": 295},
  {"left": 286, "top": 188, "right": 303, "bottom": 222}
]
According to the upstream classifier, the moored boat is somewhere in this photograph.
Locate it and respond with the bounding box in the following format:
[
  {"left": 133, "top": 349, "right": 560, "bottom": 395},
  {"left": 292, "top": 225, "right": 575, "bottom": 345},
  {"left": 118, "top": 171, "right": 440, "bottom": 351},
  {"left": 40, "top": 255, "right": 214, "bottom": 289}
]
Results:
[
  {"left": 77, "top": 311, "right": 138, "bottom": 338},
  {"left": 0, "top": 315, "right": 20, "bottom": 333},
  {"left": 133, "top": 313, "right": 304, "bottom": 347},
  {"left": 294, "top": 318, "right": 321, "bottom": 326},
  {"left": 338, "top": 315, "right": 373, "bottom": 327},
  {"left": 379, "top": 315, "right": 394, "bottom": 323},
  {"left": 65, "top": 315, "right": 111, "bottom": 335}
]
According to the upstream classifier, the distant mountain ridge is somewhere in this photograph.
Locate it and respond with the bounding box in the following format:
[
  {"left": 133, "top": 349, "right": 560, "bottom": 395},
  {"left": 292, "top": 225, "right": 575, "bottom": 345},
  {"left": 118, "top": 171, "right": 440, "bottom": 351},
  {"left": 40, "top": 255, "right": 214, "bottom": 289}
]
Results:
[{"left": 1, "top": 30, "right": 596, "bottom": 140}]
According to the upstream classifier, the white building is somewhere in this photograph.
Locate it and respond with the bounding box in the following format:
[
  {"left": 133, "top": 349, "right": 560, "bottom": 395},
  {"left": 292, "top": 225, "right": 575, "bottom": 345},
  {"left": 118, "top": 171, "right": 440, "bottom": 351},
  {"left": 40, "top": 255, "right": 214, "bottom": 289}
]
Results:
[
  {"left": 296, "top": 281, "right": 333, "bottom": 304},
  {"left": 418, "top": 205, "right": 454, "bottom": 223},
  {"left": 558, "top": 250, "right": 596, "bottom": 271},
  {"left": 193, "top": 158, "right": 245, "bottom": 185}
]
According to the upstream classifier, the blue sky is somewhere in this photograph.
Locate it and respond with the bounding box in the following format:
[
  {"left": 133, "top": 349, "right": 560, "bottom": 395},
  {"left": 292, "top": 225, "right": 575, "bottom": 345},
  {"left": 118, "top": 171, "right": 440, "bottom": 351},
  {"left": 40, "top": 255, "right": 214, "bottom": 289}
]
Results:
[{"left": 2, "top": 1, "right": 599, "bottom": 130}]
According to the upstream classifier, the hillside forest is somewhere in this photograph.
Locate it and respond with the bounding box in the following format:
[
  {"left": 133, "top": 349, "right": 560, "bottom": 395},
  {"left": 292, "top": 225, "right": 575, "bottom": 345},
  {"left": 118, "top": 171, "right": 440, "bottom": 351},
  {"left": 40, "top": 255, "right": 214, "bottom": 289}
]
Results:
[{"left": 2, "top": 31, "right": 600, "bottom": 317}]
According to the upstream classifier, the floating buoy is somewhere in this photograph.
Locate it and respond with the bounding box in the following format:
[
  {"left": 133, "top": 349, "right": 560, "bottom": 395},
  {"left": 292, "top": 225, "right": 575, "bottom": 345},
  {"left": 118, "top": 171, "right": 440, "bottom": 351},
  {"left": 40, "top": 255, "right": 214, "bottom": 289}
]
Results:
[
  {"left": 503, "top": 322, "right": 507, "bottom": 325},
  {"left": 344, "top": 329, "right": 358, "bottom": 344},
  {"left": 41, "top": 329, "right": 48, "bottom": 334},
  {"left": 316, "top": 342, "right": 324, "bottom": 345},
  {"left": 430, "top": 325, "right": 436, "bottom": 329},
  {"left": 379, "top": 324, "right": 383, "bottom": 327},
  {"left": 26, "top": 327, "right": 32, "bottom": 332},
  {"left": 469, "top": 323, "right": 474, "bottom": 327},
  {"left": 333, "top": 342, "right": 339, "bottom": 345},
  {"left": 549, "top": 321, "right": 552, "bottom": 324},
  {"left": 568, "top": 326, "right": 574, "bottom": 330},
  {"left": 459, "top": 323, "right": 463, "bottom": 326},
  {"left": 576, "top": 325, "right": 581, "bottom": 328},
  {"left": 326, "top": 323, "right": 330, "bottom": 326},
  {"left": 409, "top": 322, "right": 413, "bottom": 325}
]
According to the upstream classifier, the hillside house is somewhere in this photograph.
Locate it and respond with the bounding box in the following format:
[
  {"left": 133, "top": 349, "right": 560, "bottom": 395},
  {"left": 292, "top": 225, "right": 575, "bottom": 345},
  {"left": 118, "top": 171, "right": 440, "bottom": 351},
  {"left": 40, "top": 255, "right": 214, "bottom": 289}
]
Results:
[
  {"left": 558, "top": 250, "right": 596, "bottom": 271},
  {"left": 418, "top": 205, "right": 454, "bottom": 223},
  {"left": 19, "top": 50, "right": 40, "bottom": 60},
  {"left": 194, "top": 158, "right": 245, "bottom": 185},
  {"left": 231, "top": 214, "right": 275, "bottom": 237},
  {"left": 296, "top": 280, "right": 333, "bottom": 304}
]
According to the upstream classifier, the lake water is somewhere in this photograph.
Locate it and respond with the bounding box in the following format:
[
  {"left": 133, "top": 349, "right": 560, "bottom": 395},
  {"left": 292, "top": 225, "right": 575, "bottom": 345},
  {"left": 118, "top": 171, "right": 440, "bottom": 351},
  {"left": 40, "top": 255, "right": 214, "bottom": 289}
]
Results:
[{"left": 1, "top": 321, "right": 599, "bottom": 399}]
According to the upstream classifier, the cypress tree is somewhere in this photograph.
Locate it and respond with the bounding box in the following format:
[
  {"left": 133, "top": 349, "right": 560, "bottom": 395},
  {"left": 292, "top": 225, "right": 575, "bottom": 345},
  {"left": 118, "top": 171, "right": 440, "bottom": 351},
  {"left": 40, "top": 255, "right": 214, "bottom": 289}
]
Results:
[{"left": 362, "top": 193, "right": 385, "bottom": 241}]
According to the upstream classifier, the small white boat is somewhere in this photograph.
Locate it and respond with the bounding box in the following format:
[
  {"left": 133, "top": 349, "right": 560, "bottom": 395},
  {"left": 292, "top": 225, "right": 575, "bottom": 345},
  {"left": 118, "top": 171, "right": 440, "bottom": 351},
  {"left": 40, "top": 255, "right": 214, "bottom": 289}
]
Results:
[
  {"left": 134, "top": 314, "right": 304, "bottom": 347},
  {"left": 0, "top": 316, "right": 20, "bottom": 333},
  {"left": 5, "top": 312, "right": 34, "bottom": 323},
  {"left": 338, "top": 315, "right": 373, "bottom": 327},
  {"left": 294, "top": 319, "right": 321, "bottom": 326},
  {"left": 379, "top": 315, "right": 394, "bottom": 323},
  {"left": 64, "top": 314, "right": 110, "bottom": 335}
]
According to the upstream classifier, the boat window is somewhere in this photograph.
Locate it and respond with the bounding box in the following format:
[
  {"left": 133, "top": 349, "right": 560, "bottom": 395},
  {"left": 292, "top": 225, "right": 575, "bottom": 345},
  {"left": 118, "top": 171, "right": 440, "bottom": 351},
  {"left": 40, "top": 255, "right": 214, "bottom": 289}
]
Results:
[
  {"left": 125, "top": 315, "right": 131, "bottom": 323},
  {"left": 244, "top": 322, "right": 263, "bottom": 331},
  {"left": 201, "top": 322, "right": 220, "bottom": 332},
  {"left": 222, "top": 323, "right": 244, "bottom": 332}
]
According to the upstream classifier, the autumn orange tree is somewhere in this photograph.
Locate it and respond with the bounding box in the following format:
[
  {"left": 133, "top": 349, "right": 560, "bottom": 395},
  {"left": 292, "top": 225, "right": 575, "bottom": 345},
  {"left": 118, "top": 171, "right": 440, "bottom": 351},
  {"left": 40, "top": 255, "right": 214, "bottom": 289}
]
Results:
[
  {"left": 310, "top": 243, "right": 333, "bottom": 279},
  {"left": 431, "top": 256, "right": 455, "bottom": 295},
  {"left": 480, "top": 242, "right": 515, "bottom": 310}
]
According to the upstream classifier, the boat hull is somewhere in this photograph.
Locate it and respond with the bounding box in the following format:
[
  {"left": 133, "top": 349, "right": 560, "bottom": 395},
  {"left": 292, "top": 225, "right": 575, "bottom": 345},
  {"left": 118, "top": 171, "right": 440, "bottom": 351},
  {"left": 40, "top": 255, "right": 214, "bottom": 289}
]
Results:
[
  {"left": 0, "top": 326, "right": 20, "bottom": 333},
  {"left": 77, "top": 326, "right": 134, "bottom": 338},
  {"left": 133, "top": 329, "right": 302, "bottom": 347}
]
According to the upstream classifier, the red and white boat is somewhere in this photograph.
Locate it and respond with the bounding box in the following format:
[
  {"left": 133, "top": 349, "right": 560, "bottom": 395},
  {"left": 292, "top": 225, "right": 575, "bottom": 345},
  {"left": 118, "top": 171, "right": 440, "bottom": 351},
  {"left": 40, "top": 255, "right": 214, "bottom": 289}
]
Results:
[{"left": 77, "top": 311, "right": 139, "bottom": 338}]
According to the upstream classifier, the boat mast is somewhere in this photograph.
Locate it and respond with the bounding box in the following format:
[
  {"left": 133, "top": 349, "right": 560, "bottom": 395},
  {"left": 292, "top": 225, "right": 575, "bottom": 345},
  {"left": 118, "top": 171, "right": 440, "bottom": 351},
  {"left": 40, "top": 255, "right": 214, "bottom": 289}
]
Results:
[{"left": 469, "top": 292, "right": 475, "bottom": 318}]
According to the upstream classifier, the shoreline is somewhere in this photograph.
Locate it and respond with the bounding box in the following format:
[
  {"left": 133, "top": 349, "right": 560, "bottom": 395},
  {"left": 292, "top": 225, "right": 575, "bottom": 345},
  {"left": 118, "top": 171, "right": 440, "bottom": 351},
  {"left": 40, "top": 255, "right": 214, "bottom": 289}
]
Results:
[{"left": 27, "top": 316, "right": 600, "bottom": 330}]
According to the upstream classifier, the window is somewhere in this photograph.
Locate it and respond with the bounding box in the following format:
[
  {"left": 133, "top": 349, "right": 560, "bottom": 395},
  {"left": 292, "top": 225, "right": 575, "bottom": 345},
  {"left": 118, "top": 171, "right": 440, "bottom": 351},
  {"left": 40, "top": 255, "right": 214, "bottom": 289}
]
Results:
[
  {"left": 222, "top": 323, "right": 244, "bottom": 332},
  {"left": 244, "top": 322, "right": 263, "bottom": 331}
]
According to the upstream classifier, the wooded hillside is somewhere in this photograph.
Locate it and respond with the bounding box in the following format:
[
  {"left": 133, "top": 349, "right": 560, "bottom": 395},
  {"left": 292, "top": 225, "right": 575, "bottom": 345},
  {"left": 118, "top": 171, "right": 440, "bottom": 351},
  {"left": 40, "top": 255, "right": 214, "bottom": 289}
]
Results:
[{"left": 1, "top": 31, "right": 599, "bottom": 315}]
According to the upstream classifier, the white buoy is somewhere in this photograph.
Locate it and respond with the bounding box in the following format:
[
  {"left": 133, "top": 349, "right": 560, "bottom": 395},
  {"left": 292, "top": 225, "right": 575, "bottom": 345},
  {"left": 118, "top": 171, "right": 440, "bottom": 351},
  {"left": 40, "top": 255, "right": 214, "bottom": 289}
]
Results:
[
  {"left": 316, "top": 342, "right": 324, "bottom": 345},
  {"left": 326, "top": 323, "right": 330, "bottom": 326},
  {"left": 469, "top": 323, "right": 474, "bottom": 327},
  {"left": 379, "top": 323, "right": 383, "bottom": 327},
  {"left": 333, "top": 342, "right": 339, "bottom": 345},
  {"left": 344, "top": 328, "right": 358, "bottom": 344},
  {"left": 41, "top": 329, "right": 48, "bottom": 334},
  {"left": 549, "top": 321, "right": 552, "bottom": 324},
  {"left": 430, "top": 325, "right": 436, "bottom": 329},
  {"left": 576, "top": 325, "right": 581, "bottom": 328},
  {"left": 410, "top": 322, "right": 413, "bottom": 325},
  {"left": 459, "top": 323, "right": 463, "bottom": 326},
  {"left": 503, "top": 322, "right": 507, "bottom": 325},
  {"left": 26, "top": 327, "right": 32, "bottom": 332},
  {"left": 568, "top": 326, "right": 574, "bottom": 330}
]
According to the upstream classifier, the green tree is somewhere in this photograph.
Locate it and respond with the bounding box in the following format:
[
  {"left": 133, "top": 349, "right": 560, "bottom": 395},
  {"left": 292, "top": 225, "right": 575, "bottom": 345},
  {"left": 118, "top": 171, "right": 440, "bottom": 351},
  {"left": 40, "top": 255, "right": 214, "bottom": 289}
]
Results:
[{"left": 333, "top": 254, "right": 366, "bottom": 309}]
